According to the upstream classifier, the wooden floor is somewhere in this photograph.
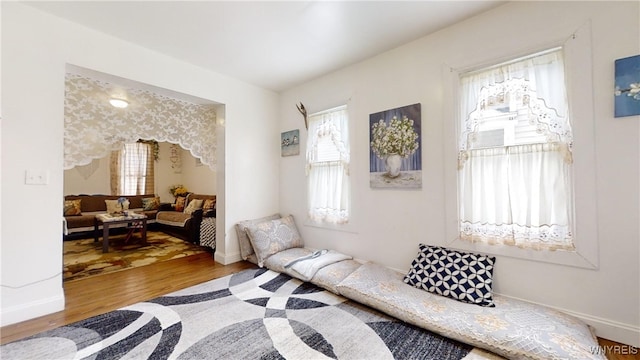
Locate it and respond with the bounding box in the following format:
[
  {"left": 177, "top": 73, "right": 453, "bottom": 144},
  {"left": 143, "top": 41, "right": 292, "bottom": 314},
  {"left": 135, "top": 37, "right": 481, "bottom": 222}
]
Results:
[
  {"left": 1, "top": 253, "right": 638, "bottom": 360},
  {"left": 0, "top": 252, "right": 255, "bottom": 345}
]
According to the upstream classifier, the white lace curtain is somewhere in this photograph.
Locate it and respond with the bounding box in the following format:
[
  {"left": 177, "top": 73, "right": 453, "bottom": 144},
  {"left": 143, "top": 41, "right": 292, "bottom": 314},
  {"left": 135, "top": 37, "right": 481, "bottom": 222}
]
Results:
[
  {"left": 458, "top": 48, "right": 574, "bottom": 250},
  {"left": 306, "top": 106, "right": 350, "bottom": 224},
  {"left": 64, "top": 73, "right": 216, "bottom": 171}
]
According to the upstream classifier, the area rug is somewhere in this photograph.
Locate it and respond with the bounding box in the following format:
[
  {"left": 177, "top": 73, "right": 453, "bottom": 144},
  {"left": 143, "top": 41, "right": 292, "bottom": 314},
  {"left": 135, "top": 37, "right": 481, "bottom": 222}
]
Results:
[
  {"left": 63, "top": 231, "right": 208, "bottom": 281},
  {"left": 0, "top": 268, "right": 495, "bottom": 360}
]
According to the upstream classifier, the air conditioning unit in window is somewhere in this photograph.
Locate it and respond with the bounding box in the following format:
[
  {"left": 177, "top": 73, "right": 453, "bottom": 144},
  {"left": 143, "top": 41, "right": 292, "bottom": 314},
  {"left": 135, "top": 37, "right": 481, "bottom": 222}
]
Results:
[{"left": 473, "top": 129, "right": 505, "bottom": 148}]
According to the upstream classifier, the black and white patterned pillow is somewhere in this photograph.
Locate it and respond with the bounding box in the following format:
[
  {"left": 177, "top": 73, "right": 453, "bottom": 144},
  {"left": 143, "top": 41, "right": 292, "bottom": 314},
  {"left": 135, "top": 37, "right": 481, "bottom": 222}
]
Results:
[{"left": 403, "top": 244, "right": 496, "bottom": 307}]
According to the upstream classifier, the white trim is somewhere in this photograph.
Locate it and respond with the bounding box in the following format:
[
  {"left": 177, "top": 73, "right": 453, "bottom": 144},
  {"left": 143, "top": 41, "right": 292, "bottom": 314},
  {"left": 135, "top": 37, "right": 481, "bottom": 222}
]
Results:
[
  {"left": 308, "top": 104, "right": 348, "bottom": 118},
  {"left": 303, "top": 219, "right": 359, "bottom": 234},
  {"left": 0, "top": 294, "right": 65, "bottom": 327},
  {"left": 216, "top": 250, "right": 242, "bottom": 265}
]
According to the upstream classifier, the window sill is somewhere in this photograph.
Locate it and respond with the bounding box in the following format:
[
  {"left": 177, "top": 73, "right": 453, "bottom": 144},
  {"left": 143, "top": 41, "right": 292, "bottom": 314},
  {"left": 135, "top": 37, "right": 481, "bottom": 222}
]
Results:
[
  {"left": 303, "top": 219, "right": 358, "bottom": 234},
  {"left": 445, "top": 237, "right": 598, "bottom": 269}
]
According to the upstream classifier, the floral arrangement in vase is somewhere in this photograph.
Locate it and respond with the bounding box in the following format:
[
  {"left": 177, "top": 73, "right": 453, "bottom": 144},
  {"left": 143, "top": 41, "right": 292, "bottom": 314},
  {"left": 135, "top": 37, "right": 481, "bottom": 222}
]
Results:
[
  {"left": 169, "top": 184, "right": 189, "bottom": 198},
  {"left": 117, "top": 197, "right": 130, "bottom": 216},
  {"left": 370, "top": 115, "right": 419, "bottom": 159},
  {"left": 370, "top": 115, "right": 420, "bottom": 178}
]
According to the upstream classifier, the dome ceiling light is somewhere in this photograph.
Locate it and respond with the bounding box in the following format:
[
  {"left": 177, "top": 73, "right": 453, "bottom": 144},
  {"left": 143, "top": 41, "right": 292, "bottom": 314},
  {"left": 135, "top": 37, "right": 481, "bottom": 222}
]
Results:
[{"left": 109, "top": 98, "right": 129, "bottom": 108}]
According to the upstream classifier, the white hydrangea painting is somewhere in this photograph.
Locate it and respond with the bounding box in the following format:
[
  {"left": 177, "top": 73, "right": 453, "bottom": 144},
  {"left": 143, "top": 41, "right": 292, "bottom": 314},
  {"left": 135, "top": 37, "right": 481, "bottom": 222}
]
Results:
[{"left": 369, "top": 103, "right": 422, "bottom": 189}]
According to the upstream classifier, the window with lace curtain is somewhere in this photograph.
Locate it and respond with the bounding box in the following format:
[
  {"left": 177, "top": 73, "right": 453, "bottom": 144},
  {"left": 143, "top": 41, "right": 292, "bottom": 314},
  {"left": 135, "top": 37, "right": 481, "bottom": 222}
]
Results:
[
  {"left": 110, "top": 142, "right": 155, "bottom": 196},
  {"left": 306, "top": 105, "right": 350, "bottom": 225},
  {"left": 457, "top": 47, "right": 574, "bottom": 251}
]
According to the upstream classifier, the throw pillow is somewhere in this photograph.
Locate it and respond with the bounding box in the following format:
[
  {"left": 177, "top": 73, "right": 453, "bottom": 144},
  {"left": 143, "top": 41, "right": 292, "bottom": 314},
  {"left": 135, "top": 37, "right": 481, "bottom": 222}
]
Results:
[
  {"left": 403, "top": 243, "right": 496, "bottom": 307},
  {"left": 63, "top": 199, "right": 82, "bottom": 216},
  {"left": 184, "top": 199, "right": 204, "bottom": 215},
  {"left": 175, "top": 196, "right": 187, "bottom": 212},
  {"left": 203, "top": 198, "right": 216, "bottom": 211},
  {"left": 245, "top": 215, "right": 303, "bottom": 267},
  {"left": 235, "top": 213, "right": 281, "bottom": 262},
  {"left": 142, "top": 197, "right": 160, "bottom": 211},
  {"left": 105, "top": 200, "right": 121, "bottom": 215}
]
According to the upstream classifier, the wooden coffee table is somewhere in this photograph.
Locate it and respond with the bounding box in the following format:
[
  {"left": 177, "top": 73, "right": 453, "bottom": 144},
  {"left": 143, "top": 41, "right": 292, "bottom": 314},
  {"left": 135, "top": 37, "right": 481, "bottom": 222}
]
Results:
[{"left": 94, "top": 213, "right": 148, "bottom": 253}]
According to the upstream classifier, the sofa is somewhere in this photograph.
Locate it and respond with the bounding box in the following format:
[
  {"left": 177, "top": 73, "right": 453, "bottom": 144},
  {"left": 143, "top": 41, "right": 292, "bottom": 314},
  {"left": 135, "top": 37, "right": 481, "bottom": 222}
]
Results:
[
  {"left": 155, "top": 193, "right": 216, "bottom": 251},
  {"left": 63, "top": 194, "right": 160, "bottom": 237}
]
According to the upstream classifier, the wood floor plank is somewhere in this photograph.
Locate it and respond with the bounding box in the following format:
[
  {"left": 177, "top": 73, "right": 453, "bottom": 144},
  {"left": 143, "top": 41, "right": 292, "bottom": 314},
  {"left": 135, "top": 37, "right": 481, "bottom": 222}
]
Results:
[
  {"left": 0, "top": 253, "right": 255, "bottom": 345},
  {"left": 1, "top": 253, "right": 637, "bottom": 360}
]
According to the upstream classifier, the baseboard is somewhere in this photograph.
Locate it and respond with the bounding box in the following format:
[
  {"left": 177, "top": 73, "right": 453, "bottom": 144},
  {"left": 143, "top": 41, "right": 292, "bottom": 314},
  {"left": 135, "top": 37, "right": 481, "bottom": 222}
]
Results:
[
  {"left": 214, "top": 250, "right": 243, "bottom": 265},
  {"left": 1, "top": 294, "right": 65, "bottom": 327},
  {"left": 497, "top": 293, "right": 640, "bottom": 348}
]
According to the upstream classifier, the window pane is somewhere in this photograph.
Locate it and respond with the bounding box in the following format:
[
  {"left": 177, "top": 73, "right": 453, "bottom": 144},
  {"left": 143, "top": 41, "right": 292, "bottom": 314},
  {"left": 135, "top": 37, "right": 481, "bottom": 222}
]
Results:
[{"left": 115, "top": 142, "right": 154, "bottom": 196}]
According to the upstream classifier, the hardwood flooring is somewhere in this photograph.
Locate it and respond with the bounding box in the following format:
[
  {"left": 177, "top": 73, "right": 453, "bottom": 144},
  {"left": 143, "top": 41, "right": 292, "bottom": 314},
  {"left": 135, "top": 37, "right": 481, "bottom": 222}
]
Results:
[
  {"left": 0, "top": 252, "right": 255, "bottom": 345},
  {"left": 1, "top": 253, "right": 638, "bottom": 360}
]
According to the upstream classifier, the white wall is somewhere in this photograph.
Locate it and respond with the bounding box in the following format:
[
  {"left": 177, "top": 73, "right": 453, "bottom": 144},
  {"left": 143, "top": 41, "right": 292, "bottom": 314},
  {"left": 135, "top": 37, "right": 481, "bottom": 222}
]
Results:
[
  {"left": 180, "top": 147, "right": 217, "bottom": 197},
  {"left": 155, "top": 143, "right": 185, "bottom": 203},
  {"left": 64, "top": 159, "right": 110, "bottom": 195},
  {"left": 1, "top": 3, "right": 279, "bottom": 326},
  {"left": 280, "top": 1, "right": 639, "bottom": 346}
]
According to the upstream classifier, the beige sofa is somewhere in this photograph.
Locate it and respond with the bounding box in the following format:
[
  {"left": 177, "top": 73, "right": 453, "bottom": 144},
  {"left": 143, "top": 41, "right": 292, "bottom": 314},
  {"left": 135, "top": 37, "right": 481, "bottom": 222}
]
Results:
[{"left": 155, "top": 193, "right": 216, "bottom": 249}]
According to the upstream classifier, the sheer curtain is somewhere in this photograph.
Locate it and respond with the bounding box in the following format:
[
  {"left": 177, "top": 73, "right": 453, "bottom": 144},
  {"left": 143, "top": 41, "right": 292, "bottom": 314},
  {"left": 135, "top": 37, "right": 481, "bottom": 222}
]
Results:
[
  {"left": 458, "top": 48, "right": 574, "bottom": 250},
  {"left": 110, "top": 142, "right": 154, "bottom": 195},
  {"left": 306, "top": 106, "right": 350, "bottom": 224}
]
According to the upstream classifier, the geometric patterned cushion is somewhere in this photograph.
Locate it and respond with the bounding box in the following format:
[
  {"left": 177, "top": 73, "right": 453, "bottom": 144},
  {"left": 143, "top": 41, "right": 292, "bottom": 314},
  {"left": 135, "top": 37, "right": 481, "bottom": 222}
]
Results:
[
  {"left": 245, "top": 215, "right": 303, "bottom": 267},
  {"left": 404, "top": 243, "right": 496, "bottom": 307},
  {"left": 63, "top": 199, "right": 82, "bottom": 216}
]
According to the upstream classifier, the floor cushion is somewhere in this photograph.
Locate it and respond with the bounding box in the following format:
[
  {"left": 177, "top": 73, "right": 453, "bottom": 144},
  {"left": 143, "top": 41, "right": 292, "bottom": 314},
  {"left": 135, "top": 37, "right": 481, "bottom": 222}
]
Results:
[{"left": 336, "top": 262, "right": 604, "bottom": 360}]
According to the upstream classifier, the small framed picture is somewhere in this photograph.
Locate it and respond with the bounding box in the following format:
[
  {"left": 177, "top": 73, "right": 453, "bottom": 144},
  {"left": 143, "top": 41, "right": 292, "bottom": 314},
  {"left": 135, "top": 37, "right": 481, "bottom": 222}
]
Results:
[
  {"left": 614, "top": 54, "right": 640, "bottom": 117},
  {"left": 281, "top": 129, "right": 300, "bottom": 156}
]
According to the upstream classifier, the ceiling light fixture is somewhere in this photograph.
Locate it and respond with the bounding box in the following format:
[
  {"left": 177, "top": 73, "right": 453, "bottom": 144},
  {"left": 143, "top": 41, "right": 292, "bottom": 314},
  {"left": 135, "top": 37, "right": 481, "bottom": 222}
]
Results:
[{"left": 109, "top": 98, "right": 129, "bottom": 108}]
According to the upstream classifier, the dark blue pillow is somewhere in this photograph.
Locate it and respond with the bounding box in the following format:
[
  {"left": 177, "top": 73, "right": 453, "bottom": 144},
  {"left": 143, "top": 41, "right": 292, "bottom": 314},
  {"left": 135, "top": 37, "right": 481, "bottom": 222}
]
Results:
[{"left": 403, "top": 244, "right": 496, "bottom": 307}]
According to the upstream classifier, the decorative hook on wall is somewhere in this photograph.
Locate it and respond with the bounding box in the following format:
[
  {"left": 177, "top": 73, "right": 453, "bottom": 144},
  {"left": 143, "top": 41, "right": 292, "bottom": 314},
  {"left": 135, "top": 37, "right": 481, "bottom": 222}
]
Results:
[{"left": 296, "top": 102, "right": 308, "bottom": 130}]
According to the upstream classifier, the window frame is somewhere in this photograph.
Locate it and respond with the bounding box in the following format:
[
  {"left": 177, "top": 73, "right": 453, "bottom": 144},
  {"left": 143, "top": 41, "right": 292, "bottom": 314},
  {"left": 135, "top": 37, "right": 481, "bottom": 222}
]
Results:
[
  {"left": 442, "top": 24, "right": 598, "bottom": 269},
  {"left": 113, "top": 142, "right": 154, "bottom": 196}
]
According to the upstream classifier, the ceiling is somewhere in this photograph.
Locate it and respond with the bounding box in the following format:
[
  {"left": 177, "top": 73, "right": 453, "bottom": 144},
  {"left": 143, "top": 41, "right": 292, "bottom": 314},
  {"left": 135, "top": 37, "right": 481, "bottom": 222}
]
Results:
[{"left": 27, "top": 1, "right": 506, "bottom": 93}]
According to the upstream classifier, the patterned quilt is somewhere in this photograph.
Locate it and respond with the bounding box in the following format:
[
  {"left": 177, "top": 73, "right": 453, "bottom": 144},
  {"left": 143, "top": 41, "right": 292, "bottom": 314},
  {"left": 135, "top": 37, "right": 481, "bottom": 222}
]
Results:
[{"left": 199, "top": 217, "right": 216, "bottom": 250}]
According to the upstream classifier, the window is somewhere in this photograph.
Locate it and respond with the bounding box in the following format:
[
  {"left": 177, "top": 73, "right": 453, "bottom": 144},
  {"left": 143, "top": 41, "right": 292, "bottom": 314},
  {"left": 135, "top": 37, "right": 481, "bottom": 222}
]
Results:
[
  {"left": 457, "top": 48, "right": 574, "bottom": 251},
  {"left": 110, "top": 142, "right": 155, "bottom": 195},
  {"left": 306, "top": 105, "right": 350, "bottom": 225}
]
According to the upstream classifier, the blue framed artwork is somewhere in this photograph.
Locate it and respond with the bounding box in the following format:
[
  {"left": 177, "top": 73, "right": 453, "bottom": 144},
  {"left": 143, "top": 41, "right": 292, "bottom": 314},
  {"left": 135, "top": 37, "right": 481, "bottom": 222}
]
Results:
[
  {"left": 369, "top": 103, "right": 422, "bottom": 189},
  {"left": 614, "top": 54, "right": 640, "bottom": 117},
  {"left": 281, "top": 129, "right": 300, "bottom": 156}
]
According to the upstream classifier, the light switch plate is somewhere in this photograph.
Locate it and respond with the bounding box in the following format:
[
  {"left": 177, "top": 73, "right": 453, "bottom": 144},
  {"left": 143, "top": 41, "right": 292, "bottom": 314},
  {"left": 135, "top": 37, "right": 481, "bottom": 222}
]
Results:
[{"left": 25, "top": 170, "right": 49, "bottom": 185}]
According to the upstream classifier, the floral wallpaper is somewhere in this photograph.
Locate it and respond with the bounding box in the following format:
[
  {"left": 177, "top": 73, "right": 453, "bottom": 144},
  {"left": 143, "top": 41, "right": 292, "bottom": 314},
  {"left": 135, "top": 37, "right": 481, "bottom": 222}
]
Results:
[{"left": 64, "top": 73, "right": 217, "bottom": 170}]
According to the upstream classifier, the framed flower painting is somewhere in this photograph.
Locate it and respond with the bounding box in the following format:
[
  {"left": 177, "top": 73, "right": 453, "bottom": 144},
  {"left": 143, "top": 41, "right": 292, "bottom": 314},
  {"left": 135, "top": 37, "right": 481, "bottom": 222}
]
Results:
[{"left": 369, "top": 103, "right": 422, "bottom": 189}]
